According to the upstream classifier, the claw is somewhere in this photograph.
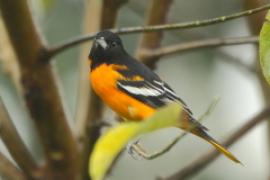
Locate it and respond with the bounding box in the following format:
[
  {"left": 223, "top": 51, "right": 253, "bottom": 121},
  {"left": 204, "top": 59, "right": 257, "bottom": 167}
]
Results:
[{"left": 127, "top": 139, "right": 144, "bottom": 160}]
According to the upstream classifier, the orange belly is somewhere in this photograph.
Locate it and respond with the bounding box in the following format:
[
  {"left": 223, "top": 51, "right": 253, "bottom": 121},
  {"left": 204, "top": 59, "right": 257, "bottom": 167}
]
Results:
[{"left": 89, "top": 63, "right": 155, "bottom": 120}]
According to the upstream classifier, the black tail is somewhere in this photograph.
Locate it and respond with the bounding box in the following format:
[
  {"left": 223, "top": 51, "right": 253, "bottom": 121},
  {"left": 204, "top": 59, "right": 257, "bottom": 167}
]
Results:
[{"left": 180, "top": 113, "right": 241, "bottom": 163}]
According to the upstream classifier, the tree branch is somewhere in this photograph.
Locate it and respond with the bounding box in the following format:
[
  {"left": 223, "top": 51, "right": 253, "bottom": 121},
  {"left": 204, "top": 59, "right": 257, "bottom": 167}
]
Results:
[
  {"left": 47, "top": 3, "right": 270, "bottom": 57},
  {"left": 0, "top": 16, "right": 21, "bottom": 92},
  {"left": 140, "top": 36, "right": 258, "bottom": 59},
  {"left": 216, "top": 49, "right": 257, "bottom": 73},
  {"left": 75, "top": 0, "right": 127, "bottom": 179},
  {"left": 139, "top": 35, "right": 258, "bottom": 73},
  {"left": 162, "top": 106, "right": 270, "bottom": 180},
  {"left": 130, "top": 97, "right": 219, "bottom": 160},
  {"left": 0, "top": 0, "right": 78, "bottom": 179},
  {"left": 0, "top": 151, "right": 27, "bottom": 180},
  {"left": 135, "top": 0, "right": 173, "bottom": 68},
  {"left": 0, "top": 98, "right": 41, "bottom": 179}
]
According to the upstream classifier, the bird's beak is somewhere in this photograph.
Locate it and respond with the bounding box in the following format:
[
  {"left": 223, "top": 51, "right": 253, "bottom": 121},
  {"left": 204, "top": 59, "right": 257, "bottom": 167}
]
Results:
[{"left": 95, "top": 37, "right": 108, "bottom": 49}]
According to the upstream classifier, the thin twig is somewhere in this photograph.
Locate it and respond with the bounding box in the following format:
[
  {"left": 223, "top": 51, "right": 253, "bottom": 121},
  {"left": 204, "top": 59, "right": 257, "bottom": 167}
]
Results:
[
  {"left": 135, "top": 0, "right": 173, "bottom": 68},
  {"left": 130, "top": 97, "right": 219, "bottom": 160},
  {"left": 0, "top": 151, "right": 27, "bottom": 180},
  {"left": 130, "top": 133, "right": 187, "bottom": 160},
  {"left": 162, "top": 106, "right": 270, "bottom": 180},
  {"left": 141, "top": 36, "right": 258, "bottom": 58},
  {"left": 139, "top": 36, "right": 258, "bottom": 73},
  {"left": 146, "top": 30, "right": 257, "bottom": 73},
  {"left": 47, "top": 3, "right": 270, "bottom": 57},
  {"left": 0, "top": 98, "right": 40, "bottom": 179},
  {"left": 244, "top": 0, "right": 266, "bottom": 35},
  {"left": 216, "top": 49, "right": 257, "bottom": 73}
]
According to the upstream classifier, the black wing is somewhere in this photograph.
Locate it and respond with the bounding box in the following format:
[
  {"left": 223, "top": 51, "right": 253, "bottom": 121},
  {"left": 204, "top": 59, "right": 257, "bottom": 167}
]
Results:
[
  {"left": 117, "top": 78, "right": 193, "bottom": 115},
  {"left": 114, "top": 54, "right": 193, "bottom": 115}
]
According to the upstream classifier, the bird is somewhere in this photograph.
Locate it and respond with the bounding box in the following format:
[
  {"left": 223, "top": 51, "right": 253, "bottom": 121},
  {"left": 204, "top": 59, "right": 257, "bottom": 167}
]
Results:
[{"left": 88, "top": 30, "right": 240, "bottom": 163}]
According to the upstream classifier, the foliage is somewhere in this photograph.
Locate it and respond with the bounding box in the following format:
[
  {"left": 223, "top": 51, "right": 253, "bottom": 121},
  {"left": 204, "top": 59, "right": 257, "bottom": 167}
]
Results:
[
  {"left": 89, "top": 103, "right": 182, "bottom": 180},
  {"left": 260, "top": 10, "right": 270, "bottom": 85}
]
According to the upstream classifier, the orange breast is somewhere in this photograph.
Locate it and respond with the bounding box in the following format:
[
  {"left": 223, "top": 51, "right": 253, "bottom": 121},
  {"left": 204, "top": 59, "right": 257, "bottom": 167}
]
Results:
[{"left": 89, "top": 63, "right": 155, "bottom": 121}]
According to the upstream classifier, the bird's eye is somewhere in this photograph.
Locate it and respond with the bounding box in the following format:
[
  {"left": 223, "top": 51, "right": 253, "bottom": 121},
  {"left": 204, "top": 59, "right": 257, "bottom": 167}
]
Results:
[{"left": 111, "top": 42, "right": 117, "bottom": 47}]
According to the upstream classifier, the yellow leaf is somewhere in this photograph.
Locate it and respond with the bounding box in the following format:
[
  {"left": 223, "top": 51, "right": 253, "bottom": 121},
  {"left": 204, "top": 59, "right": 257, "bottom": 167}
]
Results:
[{"left": 89, "top": 103, "right": 183, "bottom": 180}]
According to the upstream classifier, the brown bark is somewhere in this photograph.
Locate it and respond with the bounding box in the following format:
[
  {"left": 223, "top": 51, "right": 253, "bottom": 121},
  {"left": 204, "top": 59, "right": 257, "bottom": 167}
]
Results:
[
  {"left": 75, "top": 0, "right": 127, "bottom": 179},
  {"left": 135, "top": 0, "right": 173, "bottom": 68},
  {"left": 0, "top": 0, "right": 78, "bottom": 179},
  {"left": 0, "top": 98, "right": 40, "bottom": 179},
  {"left": 0, "top": 151, "right": 27, "bottom": 180}
]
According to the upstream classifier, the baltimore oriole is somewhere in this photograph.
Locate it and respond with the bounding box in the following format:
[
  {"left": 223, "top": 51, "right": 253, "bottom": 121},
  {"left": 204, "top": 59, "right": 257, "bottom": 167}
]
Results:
[{"left": 88, "top": 30, "right": 240, "bottom": 163}]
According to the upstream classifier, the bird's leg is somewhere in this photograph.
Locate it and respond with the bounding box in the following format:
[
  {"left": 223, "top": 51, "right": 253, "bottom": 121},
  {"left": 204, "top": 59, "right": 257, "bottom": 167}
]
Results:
[
  {"left": 128, "top": 133, "right": 186, "bottom": 160},
  {"left": 127, "top": 139, "right": 147, "bottom": 160},
  {"left": 128, "top": 97, "right": 219, "bottom": 160}
]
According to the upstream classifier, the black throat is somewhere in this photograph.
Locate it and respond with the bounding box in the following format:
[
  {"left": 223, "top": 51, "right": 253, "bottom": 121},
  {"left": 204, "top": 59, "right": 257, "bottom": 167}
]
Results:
[{"left": 89, "top": 47, "right": 129, "bottom": 71}]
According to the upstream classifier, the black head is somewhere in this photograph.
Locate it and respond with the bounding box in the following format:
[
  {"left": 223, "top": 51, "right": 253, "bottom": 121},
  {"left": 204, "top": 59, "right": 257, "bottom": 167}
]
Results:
[{"left": 89, "top": 30, "right": 126, "bottom": 69}]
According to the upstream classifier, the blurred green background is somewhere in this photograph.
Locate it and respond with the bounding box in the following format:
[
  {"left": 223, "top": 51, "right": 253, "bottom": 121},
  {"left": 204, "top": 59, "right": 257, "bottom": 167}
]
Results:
[{"left": 0, "top": 0, "right": 268, "bottom": 179}]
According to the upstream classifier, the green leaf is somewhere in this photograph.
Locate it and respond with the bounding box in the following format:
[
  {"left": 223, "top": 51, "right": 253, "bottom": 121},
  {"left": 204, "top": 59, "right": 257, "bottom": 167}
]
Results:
[
  {"left": 259, "top": 10, "right": 270, "bottom": 85},
  {"left": 88, "top": 103, "right": 183, "bottom": 180}
]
